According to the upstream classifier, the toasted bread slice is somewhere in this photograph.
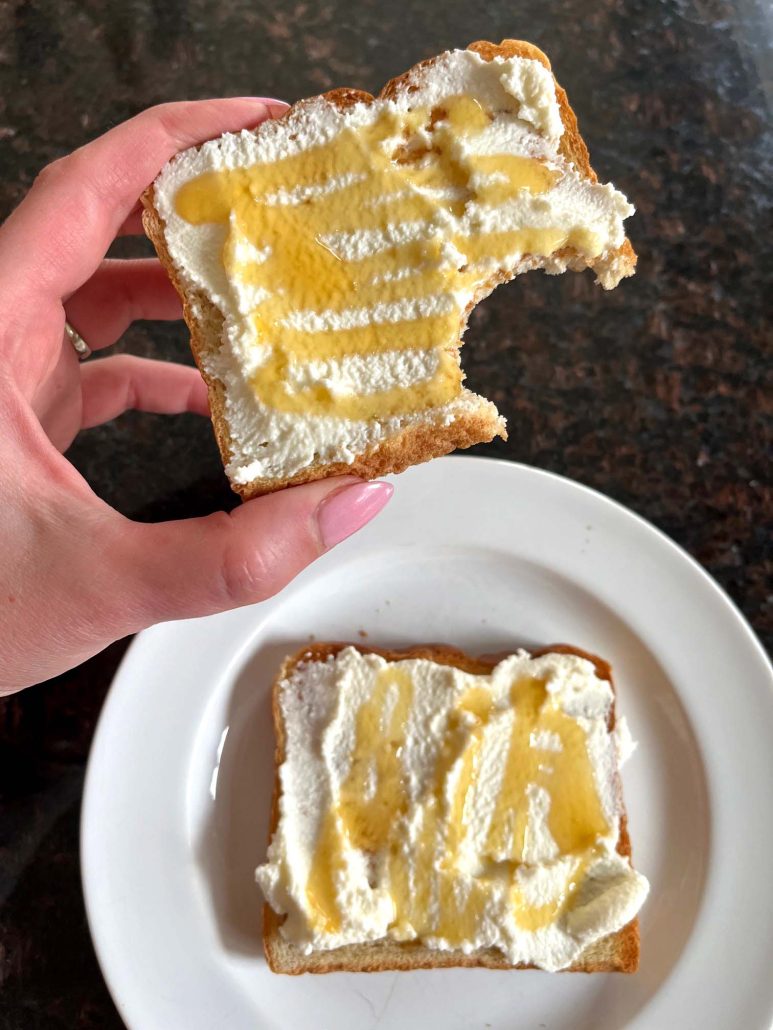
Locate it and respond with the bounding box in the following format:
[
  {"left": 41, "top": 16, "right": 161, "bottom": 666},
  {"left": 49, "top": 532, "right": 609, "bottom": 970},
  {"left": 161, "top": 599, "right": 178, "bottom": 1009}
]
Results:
[
  {"left": 262, "top": 642, "right": 641, "bottom": 974},
  {"left": 143, "top": 40, "right": 636, "bottom": 498}
]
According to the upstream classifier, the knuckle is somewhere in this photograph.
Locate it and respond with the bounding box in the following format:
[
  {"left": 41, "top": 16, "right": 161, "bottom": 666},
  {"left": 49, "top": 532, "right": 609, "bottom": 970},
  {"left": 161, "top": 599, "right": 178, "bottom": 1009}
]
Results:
[
  {"left": 143, "top": 102, "right": 199, "bottom": 150},
  {"left": 219, "top": 536, "right": 274, "bottom": 606},
  {"left": 33, "top": 155, "right": 70, "bottom": 191},
  {"left": 32, "top": 151, "right": 99, "bottom": 214}
]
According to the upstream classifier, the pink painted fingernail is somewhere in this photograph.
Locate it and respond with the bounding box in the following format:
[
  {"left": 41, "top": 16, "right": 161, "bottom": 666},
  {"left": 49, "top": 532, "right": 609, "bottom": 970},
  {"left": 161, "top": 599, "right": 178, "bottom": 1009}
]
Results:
[
  {"left": 263, "top": 98, "right": 290, "bottom": 118},
  {"left": 316, "top": 481, "right": 394, "bottom": 549},
  {"left": 237, "top": 97, "right": 289, "bottom": 119},
  {"left": 268, "top": 104, "right": 289, "bottom": 119}
]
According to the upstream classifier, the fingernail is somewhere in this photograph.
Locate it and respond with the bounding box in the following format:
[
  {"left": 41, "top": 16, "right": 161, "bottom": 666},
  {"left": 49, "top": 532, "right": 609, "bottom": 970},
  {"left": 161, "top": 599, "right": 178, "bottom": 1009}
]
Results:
[
  {"left": 316, "top": 481, "right": 393, "bottom": 549},
  {"left": 235, "top": 97, "right": 290, "bottom": 119},
  {"left": 250, "top": 97, "right": 290, "bottom": 118},
  {"left": 267, "top": 101, "right": 290, "bottom": 119}
]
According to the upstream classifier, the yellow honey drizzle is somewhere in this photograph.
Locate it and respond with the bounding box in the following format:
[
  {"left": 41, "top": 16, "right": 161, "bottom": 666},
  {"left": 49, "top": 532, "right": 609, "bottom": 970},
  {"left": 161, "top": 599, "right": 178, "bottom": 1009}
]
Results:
[
  {"left": 174, "top": 95, "right": 601, "bottom": 420},
  {"left": 304, "top": 807, "right": 344, "bottom": 934},
  {"left": 304, "top": 663, "right": 610, "bottom": 943},
  {"left": 485, "top": 677, "right": 609, "bottom": 862},
  {"left": 304, "top": 668, "right": 413, "bottom": 931},
  {"left": 338, "top": 668, "right": 414, "bottom": 852}
]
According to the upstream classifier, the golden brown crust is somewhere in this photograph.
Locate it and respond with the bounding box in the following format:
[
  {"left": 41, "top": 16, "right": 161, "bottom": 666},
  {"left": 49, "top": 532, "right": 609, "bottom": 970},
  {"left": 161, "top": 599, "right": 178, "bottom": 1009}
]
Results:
[
  {"left": 235, "top": 409, "right": 503, "bottom": 500},
  {"left": 262, "top": 641, "right": 641, "bottom": 974},
  {"left": 142, "top": 204, "right": 239, "bottom": 477},
  {"left": 143, "top": 39, "right": 636, "bottom": 498},
  {"left": 465, "top": 40, "right": 594, "bottom": 180}
]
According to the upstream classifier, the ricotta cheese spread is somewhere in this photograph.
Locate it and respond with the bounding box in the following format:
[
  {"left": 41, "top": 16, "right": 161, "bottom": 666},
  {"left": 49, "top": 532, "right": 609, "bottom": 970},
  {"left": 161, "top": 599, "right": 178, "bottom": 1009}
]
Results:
[
  {"left": 154, "top": 50, "right": 635, "bottom": 484},
  {"left": 255, "top": 647, "right": 649, "bottom": 971}
]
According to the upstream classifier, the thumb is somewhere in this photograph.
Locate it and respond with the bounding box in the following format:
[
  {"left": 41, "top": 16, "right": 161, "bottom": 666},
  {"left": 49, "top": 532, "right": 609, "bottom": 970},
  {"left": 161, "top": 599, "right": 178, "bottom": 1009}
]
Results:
[{"left": 120, "top": 477, "right": 393, "bottom": 627}]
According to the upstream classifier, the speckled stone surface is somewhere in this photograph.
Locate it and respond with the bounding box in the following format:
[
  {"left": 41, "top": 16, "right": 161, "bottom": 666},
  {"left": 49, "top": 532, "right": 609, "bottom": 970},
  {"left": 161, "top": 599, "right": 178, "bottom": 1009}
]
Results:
[{"left": 0, "top": 1, "right": 771, "bottom": 1025}]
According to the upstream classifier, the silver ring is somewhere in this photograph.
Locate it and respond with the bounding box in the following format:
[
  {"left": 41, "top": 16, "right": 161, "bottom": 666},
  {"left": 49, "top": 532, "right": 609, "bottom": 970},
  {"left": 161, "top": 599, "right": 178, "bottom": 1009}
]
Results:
[{"left": 65, "top": 321, "right": 92, "bottom": 360}]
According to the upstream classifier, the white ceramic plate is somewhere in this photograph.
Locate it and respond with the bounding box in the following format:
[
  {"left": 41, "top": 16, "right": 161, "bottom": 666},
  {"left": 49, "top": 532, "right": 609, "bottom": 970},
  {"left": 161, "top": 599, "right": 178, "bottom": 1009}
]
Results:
[{"left": 81, "top": 457, "right": 773, "bottom": 1030}]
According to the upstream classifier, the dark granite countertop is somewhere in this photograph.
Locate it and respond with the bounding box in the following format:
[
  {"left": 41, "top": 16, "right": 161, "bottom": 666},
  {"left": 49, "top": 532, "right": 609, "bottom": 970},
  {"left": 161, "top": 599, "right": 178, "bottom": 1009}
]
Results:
[{"left": 0, "top": 0, "right": 770, "bottom": 1025}]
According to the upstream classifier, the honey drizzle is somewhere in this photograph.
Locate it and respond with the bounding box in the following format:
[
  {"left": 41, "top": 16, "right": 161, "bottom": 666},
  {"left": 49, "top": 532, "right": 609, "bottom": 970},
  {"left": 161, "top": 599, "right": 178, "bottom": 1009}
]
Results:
[
  {"left": 174, "top": 95, "right": 600, "bottom": 420},
  {"left": 304, "top": 665, "right": 610, "bottom": 941}
]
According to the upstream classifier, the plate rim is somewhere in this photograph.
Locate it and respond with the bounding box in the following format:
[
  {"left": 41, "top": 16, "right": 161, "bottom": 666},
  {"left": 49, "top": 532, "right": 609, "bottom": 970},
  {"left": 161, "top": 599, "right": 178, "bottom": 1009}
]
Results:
[{"left": 80, "top": 456, "right": 773, "bottom": 1030}]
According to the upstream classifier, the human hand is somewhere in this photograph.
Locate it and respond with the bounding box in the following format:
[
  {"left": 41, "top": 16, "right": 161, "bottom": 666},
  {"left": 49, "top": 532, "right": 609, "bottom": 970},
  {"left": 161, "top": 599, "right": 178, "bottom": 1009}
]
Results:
[{"left": 0, "top": 99, "right": 393, "bottom": 694}]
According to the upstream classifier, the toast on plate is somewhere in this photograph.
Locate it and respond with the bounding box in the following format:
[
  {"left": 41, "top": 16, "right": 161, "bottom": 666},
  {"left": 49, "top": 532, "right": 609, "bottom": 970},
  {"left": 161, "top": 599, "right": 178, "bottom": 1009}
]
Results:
[{"left": 257, "top": 642, "right": 648, "bottom": 974}]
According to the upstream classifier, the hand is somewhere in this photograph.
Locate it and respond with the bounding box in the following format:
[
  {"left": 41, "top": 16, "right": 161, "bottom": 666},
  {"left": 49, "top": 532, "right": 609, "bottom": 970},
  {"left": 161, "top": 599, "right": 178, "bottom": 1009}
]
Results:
[{"left": 0, "top": 99, "right": 393, "bottom": 694}]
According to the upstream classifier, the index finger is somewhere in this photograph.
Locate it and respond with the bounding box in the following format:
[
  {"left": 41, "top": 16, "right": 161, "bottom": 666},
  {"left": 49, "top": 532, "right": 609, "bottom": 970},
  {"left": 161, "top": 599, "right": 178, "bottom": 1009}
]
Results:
[{"left": 0, "top": 97, "right": 288, "bottom": 304}]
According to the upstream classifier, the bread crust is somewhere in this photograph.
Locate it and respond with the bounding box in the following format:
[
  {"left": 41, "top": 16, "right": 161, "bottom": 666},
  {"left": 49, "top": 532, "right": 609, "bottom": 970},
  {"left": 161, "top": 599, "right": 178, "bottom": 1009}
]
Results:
[
  {"left": 262, "top": 642, "right": 640, "bottom": 974},
  {"left": 142, "top": 39, "right": 636, "bottom": 498}
]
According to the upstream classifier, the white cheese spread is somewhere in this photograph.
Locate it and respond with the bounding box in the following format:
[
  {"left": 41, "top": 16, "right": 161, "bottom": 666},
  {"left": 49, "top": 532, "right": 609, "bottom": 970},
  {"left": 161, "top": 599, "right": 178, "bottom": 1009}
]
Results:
[
  {"left": 255, "top": 647, "right": 648, "bottom": 971},
  {"left": 154, "top": 49, "right": 634, "bottom": 484}
]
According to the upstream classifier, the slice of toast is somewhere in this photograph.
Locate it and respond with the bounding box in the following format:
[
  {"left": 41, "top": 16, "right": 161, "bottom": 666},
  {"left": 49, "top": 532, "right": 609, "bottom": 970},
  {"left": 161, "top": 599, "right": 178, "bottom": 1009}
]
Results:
[
  {"left": 262, "top": 642, "right": 641, "bottom": 974},
  {"left": 143, "top": 40, "right": 636, "bottom": 498}
]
